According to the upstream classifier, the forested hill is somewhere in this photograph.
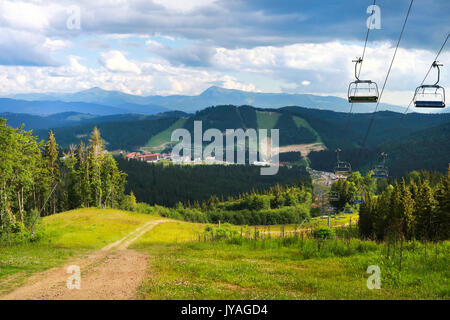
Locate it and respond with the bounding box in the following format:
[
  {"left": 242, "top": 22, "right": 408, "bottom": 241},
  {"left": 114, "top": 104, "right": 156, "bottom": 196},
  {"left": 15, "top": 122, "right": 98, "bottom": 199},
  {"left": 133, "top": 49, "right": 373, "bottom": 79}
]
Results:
[
  {"left": 280, "top": 107, "right": 450, "bottom": 149},
  {"left": 22, "top": 104, "right": 450, "bottom": 176},
  {"left": 308, "top": 120, "right": 450, "bottom": 177}
]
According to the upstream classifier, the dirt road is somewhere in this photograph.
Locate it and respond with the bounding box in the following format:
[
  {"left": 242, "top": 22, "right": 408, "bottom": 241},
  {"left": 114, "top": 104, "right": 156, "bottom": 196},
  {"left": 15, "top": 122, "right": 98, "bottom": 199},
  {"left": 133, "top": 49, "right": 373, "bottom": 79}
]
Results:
[{"left": 0, "top": 219, "right": 169, "bottom": 300}]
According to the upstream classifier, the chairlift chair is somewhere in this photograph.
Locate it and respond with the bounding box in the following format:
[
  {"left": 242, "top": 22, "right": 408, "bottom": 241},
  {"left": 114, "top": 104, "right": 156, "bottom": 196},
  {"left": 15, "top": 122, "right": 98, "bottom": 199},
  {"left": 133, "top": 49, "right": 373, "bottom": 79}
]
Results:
[
  {"left": 353, "top": 193, "right": 365, "bottom": 204},
  {"left": 414, "top": 61, "right": 446, "bottom": 108},
  {"left": 353, "top": 186, "right": 366, "bottom": 204},
  {"left": 334, "top": 161, "right": 352, "bottom": 176},
  {"left": 328, "top": 191, "right": 340, "bottom": 202},
  {"left": 333, "top": 148, "right": 352, "bottom": 176},
  {"left": 371, "top": 152, "right": 389, "bottom": 179},
  {"left": 348, "top": 58, "right": 379, "bottom": 103},
  {"left": 371, "top": 165, "right": 389, "bottom": 179}
]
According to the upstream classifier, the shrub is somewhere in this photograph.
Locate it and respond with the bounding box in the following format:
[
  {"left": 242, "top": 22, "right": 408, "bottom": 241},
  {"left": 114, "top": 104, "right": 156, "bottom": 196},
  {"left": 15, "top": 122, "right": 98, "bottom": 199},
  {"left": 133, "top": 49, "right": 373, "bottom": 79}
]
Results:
[{"left": 313, "top": 227, "right": 336, "bottom": 240}]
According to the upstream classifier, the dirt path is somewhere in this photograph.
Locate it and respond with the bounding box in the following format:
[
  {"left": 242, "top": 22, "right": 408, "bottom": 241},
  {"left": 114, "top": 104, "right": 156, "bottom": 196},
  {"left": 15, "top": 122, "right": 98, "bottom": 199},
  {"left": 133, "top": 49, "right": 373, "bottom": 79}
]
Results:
[
  {"left": 278, "top": 142, "right": 325, "bottom": 157},
  {"left": 0, "top": 219, "right": 170, "bottom": 300}
]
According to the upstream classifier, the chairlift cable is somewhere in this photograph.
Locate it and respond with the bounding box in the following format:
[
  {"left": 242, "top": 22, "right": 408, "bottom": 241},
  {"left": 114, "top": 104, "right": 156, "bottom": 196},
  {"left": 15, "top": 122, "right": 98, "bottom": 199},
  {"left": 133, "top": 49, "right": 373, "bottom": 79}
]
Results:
[
  {"left": 403, "top": 33, "right": 448, "bottom": 114},
  {"left": 360, "top": 0, "right": 414, "bottom": 148},
  {"left": 343, "top": 0, "right": 377, "bottom": 141},
  {"left": 388, "top": 32, "right": 449, "bottom": 141}
]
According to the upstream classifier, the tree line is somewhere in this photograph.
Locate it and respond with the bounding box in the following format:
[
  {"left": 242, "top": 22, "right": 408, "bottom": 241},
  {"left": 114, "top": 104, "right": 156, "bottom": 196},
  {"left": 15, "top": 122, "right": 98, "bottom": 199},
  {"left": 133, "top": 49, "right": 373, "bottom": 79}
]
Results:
[
  {"left": 0, "top": 119, "right": 126, "bottom": 239},
  {"left": 359, "top": 170, "right": 450, "bottom": 241},
  {"left": 325, "top": 168, "right": 449, "bottom": 241},
  {"left": 123, "top": 183, "right": 313, "bottom": 226},
  {"left": 116, "top": 158, "right": 311, "bottom": 207}
]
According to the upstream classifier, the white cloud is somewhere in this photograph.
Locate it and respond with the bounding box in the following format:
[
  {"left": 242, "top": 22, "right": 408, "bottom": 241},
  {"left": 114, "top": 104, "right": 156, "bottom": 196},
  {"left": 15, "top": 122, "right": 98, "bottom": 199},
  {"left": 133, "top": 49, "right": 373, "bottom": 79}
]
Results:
[
  {"left": 220, "top": 75, "right": 257, "bottom": 92},
  {"left": 99, "top": 50, "right": 141, "bottom": 74},
  {"left": 301, "top": 80, "right": 311, "bottom": 86},
  {"left": 44, "top": 38, "right": 72, "bottom": 51},
  {"left": 145, "top": 39, "right": 164, "bottom": 49},
  {"left": 0, "top": 1, "right": 50, "bottom": 31},
  {"left": 152, "top": 0, "right": 216, "bottom": 13}
]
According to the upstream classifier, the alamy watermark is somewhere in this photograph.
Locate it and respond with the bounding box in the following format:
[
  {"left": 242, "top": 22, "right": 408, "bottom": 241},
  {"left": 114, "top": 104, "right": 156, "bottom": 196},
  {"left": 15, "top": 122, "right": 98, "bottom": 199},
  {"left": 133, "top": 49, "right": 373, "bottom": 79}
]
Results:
[
  {"left": 66, "top": 265, "right": 81, "bottom": 290},
  {"left": 367, "top": 5, "right": 381, "bottom": 30},
  {"left": 171, "top": 121, "right": 280, "bottom": 175},
  {"left": 366, "top": 265, "right": 381, "bottom": 289},
  {"left": 67, "top": 5, "right": 81, "bottom": 30}
]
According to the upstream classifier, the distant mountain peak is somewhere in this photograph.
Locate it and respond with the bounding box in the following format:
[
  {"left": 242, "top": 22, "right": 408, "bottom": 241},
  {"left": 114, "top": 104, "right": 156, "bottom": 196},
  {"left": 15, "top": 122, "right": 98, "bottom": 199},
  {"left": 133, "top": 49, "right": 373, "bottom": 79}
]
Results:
[
  {"left": 81, "top": 87, "right": 108, "bottom": 93},
  {"left": 201, "top": 86, "right": 233, "bottom": 95}
]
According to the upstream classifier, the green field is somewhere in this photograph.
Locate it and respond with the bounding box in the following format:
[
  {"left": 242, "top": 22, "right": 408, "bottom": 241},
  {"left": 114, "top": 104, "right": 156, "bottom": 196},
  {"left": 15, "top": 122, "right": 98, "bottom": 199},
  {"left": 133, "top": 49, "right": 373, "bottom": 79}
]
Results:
[
  {"left": 1, "top": 209, "right": 448, "bottom": 300},
  {"left": 256, "top": 111, "right": 280, "bottom": 131},
  {"left": 143, "top": 118, "right": 187, "bottom": 152},
  {"left": 132, "top": 221, "right": 449, "bottom": 300},
  {"left": 292, "top": 116, "right": 322, "bottom": 143}
]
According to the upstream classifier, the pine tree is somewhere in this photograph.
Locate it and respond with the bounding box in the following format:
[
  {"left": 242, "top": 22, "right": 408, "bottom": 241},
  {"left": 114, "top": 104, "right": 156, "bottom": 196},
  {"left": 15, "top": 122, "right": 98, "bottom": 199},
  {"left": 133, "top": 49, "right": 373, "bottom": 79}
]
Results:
[
  {"left": 433, "top": 168, "right": 450, "bottom": 240},
  {"left": 44, "top": 131, "right": 60, "bottom": 216},
  {"left": 399, "top": 179, "right": 415, "bottom": 239},
  {"left": 88, "top": 127, "right": 104, "bottom": 207},
  {"left": 414, "top": 180, "right": 436, "bottom": 240},
  {"left": 76, "top": 141, "right": 90, "bottom": 207}
]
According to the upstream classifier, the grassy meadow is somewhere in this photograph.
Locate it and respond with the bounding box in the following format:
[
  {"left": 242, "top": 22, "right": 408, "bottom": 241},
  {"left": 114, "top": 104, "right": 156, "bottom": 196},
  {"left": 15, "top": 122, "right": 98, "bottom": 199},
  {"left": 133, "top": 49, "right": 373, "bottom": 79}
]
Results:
[
  {"left": 1, "top": 208, "right": 448, "bottom": 300},
  {"left": 132, "top": 221, "right": 449, "bottom": 300}
]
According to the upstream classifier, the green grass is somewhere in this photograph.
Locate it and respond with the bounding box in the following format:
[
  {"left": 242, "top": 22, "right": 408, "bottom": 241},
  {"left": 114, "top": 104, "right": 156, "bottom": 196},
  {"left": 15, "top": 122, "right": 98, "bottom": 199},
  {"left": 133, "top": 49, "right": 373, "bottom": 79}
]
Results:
[
  {"left": 144, "top": 118, "right": 187, "bottom": 151},
  {"left": 256, "top": 111, "right": 280, "bottom": 132},
  {"left": 292, "top": 116, "right": 322, "bottom": 143},
  {"left": 133, "top": 221, "right": 205, "bottom": 245},
  {"left": 133, "top": 221, "right": 449, "bottom": 300},
  {"left": 0, "top": 208, "right": 160, "bottom": 294},
  {"left": 2, "top": 210, "right": 448, "bottom": 300},
  {"left": 251, "top": 213, "right": 359, "bottom": 234}
]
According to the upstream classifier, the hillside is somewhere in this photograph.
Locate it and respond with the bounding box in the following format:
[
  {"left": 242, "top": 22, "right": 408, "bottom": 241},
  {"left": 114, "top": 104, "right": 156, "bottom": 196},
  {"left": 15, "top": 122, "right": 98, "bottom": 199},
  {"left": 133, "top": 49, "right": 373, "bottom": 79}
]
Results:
[
  {"left": 36, "top": 117, "right": 181, "bottom": 151},
  {"left": 32, "top": 105, "right": 450, "bottom": 176},
  {"left": 308, "top": 120, "right": 450, "bottom": 177}
]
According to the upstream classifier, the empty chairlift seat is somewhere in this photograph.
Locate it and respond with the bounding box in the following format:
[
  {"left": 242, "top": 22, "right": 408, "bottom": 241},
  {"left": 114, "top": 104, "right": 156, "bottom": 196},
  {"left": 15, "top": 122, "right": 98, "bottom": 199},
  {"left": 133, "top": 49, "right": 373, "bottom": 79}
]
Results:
[
  {"left": 414, "top": 85, "right": 445, "bottom": 108},
  {"left": 348, "top": 57, "right": 379, "bottom": 103},
  {"left": 333, "top": 148, "right": 352, "bottom": 176},
  {"left": 334, "top": 161, "right": 352, "bottom": 176},
  {"left": 371, "top": 165, "right": 389, "bottom": 179},
  {"left": 414, "top": 61, "right": 446, "bottom": 109},
  {"left": 348, "top": 80, "right": 379, "bottom": 103},
  {"left": 353, "top": 193, "right": 365, "bottom": 204}
]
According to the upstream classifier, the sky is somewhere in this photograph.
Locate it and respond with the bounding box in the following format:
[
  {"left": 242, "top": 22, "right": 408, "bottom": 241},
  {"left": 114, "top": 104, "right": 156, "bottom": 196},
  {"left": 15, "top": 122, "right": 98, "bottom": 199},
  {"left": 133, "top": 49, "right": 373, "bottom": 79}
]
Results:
[{"left": 0, "top": 0, "right": 449, "bottom": 106}]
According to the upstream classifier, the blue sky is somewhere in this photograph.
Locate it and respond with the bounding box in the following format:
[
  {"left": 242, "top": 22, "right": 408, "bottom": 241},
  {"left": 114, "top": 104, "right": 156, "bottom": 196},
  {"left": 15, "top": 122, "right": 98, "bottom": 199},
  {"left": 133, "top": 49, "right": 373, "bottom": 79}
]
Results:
[{"left": 0, "top": 0, "right": 448, "bottom": 106}]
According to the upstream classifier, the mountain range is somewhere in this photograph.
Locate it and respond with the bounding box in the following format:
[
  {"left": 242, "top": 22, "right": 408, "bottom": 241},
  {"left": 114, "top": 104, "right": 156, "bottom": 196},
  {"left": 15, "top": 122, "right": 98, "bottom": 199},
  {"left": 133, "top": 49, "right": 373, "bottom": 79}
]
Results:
[
  {"left": 4, "top": 86, "right": 415, "bottom": 114},
  {"left": 0, "top": 98, "right": 170, "bottom": 116}
]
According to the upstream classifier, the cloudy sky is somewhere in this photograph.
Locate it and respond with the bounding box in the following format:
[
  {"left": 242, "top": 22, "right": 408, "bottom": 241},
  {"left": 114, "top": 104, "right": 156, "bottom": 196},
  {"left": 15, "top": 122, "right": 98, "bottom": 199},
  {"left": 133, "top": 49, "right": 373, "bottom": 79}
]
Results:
[{"left": 0, "top": 0, "right": 449, "bottom": 106}]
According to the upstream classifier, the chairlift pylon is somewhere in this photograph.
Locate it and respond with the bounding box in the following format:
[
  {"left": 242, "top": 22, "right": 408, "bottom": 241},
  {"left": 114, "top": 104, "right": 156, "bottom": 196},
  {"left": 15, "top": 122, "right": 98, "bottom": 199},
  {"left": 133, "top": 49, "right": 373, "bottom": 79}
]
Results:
[
  {"left": 414, "top": 61, "right": 446, "bottom": 108},
  {"left": 348, "top": 57, "right": 379, "bottom": 103}
]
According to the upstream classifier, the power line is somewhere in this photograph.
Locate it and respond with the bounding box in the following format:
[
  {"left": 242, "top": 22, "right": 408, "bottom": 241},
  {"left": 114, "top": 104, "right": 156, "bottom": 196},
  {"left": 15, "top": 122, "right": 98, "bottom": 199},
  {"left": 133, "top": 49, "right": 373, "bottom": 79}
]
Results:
[{"left": 360, "top": 0, "right": 414, "bottom": 148}]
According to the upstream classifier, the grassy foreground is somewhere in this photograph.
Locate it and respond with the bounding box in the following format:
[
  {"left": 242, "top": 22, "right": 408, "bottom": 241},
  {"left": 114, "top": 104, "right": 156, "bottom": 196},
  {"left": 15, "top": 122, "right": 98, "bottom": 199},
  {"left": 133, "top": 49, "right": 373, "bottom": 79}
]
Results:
[
  {"left": 132, "top": 222, "right": 449, "bottom": 300},
  {"left": 0, "top": 208, "right": 160, "bottom": 295},
  {"left": 1, "top": 209, "right": 448, "bottom": 300}
]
